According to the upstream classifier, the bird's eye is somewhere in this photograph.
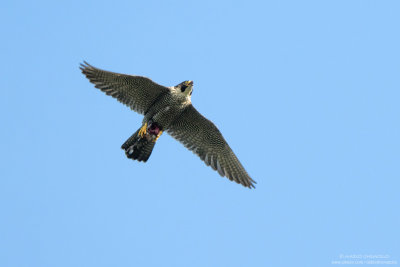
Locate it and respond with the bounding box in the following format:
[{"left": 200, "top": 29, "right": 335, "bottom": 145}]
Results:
[{"left": 181, "top": 86, "right": 187, "bottom": 92}]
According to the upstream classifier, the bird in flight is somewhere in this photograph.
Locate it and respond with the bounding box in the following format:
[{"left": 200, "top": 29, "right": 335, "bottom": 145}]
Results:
[{"left": 80, "top": 62, "right": 256, "bottom": 188}]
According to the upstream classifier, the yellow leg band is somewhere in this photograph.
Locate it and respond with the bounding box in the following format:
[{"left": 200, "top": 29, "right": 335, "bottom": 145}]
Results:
[
  {"left": 138, "top": 122, "right": 147, "bottom": 138},
  {"left": 154, "top": 130, "right": 163, "bottom": 142}
]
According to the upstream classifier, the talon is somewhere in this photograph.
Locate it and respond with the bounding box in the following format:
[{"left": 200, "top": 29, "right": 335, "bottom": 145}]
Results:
[
  {"left": 153, "top": 130, "right": 163, "bottom": 142},
  {"left": 138, "top": 122, "right": 147, "bottom": 138}
]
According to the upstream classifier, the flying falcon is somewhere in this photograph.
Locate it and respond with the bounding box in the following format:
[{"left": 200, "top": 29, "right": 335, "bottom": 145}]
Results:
[{"left": 80, "top": 62, "right": 256, "bottom": 188}]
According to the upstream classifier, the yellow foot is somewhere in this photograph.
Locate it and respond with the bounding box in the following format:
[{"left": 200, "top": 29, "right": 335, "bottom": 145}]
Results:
[
  {"left": 138, "top": 122, "right": 147, "bottom": 138},
  {"left": 153, "top": 130, "right": 163, "bottom": 142}
]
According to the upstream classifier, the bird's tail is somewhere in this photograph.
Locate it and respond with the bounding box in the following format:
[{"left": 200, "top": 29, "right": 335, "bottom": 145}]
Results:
[{"left": 121, "top": 128, "right": 156, "bottom": 162}]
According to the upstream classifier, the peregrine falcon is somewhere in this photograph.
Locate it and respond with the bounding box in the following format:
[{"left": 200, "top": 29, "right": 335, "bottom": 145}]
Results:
[{"left": 80, "top": 62, "right": 256, "bottom": 188}]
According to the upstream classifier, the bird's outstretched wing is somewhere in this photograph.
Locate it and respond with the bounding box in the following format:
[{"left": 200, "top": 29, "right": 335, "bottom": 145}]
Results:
[
  {"left": 80, "top": 62, "right": 169, "bottom": 114},
  {"left": 167, "top": 104, "right": 256, "bottom": 188}
]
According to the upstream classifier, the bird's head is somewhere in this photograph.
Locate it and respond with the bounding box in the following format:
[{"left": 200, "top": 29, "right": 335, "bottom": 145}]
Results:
[{"left": 175, "top": 80, "right": 194, "bottom": 97}]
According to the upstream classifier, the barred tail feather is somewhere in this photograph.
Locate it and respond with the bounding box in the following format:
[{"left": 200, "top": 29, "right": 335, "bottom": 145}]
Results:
[{"left": 121, "top": 129, "right": 155, "bottom": 162}]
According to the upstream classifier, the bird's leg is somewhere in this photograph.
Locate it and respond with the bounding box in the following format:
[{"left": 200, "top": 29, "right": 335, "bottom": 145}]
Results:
[
  {"left": 138, "top": 122, "right": 147, "bottom": 138},
  {"left": 153, "top": 130, "right": 163, "bottom": 142}
]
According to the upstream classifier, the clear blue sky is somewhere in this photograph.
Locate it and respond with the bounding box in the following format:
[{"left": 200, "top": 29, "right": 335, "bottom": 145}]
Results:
[{"left": 1, "top": 0, "right": 399, "bottom": 266}]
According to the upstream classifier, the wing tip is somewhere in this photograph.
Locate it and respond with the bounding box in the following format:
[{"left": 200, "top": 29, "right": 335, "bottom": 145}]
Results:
[
  {"left": 238, "top": 175, "right": 257, "bottom": 189},
  {"left": 79, "top": 60, "right": 93, "bottom": 72},
  {"left": 247, "top": 179, "right": 257, "bottom": 189}
]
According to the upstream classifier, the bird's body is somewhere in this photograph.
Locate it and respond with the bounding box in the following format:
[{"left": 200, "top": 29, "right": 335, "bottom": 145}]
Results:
[
  {"left": 80, "top": 62, "right": 256, "bottom": 188},
  {"left": 143, "top": 88, "right": 189, "bottom": 130}
]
